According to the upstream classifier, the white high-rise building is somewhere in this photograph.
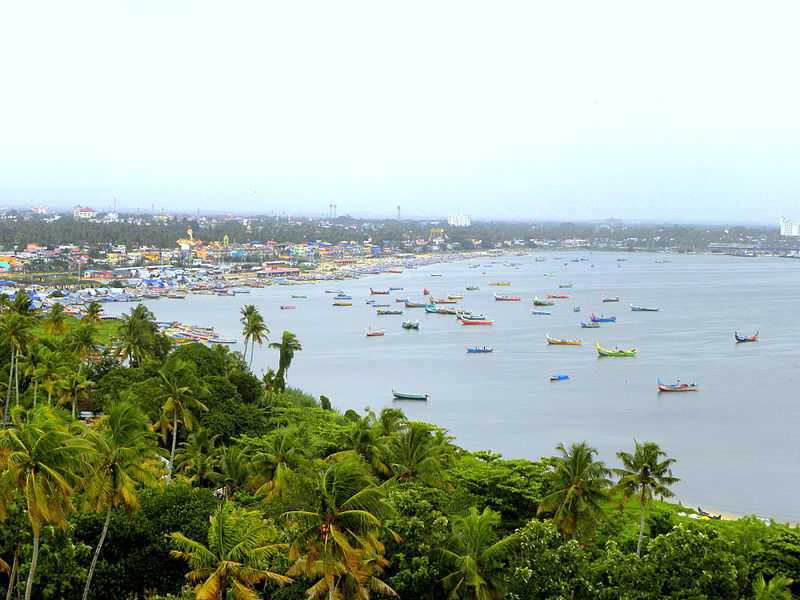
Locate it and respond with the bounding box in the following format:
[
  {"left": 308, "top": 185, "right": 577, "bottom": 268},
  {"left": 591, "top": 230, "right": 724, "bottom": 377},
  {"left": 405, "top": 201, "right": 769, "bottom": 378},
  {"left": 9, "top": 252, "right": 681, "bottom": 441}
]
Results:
[
  {"left": 779, "top": 217, "right": 800, "bottom": 237},
  {"left": 448, "top": 214, "right": 471, "bottom": 227}
]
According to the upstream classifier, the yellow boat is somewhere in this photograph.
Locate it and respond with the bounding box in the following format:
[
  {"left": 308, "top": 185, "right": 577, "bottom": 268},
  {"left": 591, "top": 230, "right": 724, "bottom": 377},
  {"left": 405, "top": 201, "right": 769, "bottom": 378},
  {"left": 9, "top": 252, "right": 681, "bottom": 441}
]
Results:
[
  {"left": 333, "top": 301, "right": 352, "bottom": 307},
  {"left": 448, "top": 294, "right": 464, "bottom": 300},
  {"left": 596, "top": 343, "right": 637, "bottom": 357},
  {"left": 546, "top": 335, "right": 582, "bottom": 346}
]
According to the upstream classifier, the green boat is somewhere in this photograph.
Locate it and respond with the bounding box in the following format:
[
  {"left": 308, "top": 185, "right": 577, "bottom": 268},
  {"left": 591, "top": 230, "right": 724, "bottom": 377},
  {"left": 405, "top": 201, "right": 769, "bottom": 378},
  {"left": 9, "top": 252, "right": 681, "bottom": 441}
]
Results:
[
  {"left": 596, "top": 343, "right": 637, "bottom": 357},
  {"left": 392, "top": 390, "right": 429, "bottom": 401}
]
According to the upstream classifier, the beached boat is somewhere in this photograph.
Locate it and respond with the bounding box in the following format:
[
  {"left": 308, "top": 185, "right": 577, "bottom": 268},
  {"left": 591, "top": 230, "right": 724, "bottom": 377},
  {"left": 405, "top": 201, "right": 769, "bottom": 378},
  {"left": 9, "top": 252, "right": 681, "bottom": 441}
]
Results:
[
  {"left": 404, "top": 301, "right": 426, "bottom": 308},
  {"left": 596, "top": 343, "right": 637, "bottom": 357},
  {"left": 370, "top": 288, "right": 390, "bottom": 295},
  {"left": 533, "top": 297, "right": 555, "bottom": 306},
  {"left": 460, "top": 318, "right": 495, "bottom": 325},
  {"left": 467, "top": 346, "right": 493, "bottom": 353},
  {"left": 494, "top": 294, "right": 521, "bottom": 301},
  {"left": 333, "top": 301, "right": 352, "bottom": 307},
  {"left": 280, "top": 305, "right": 296, "bottom": 310},
  {"left": 657, "top": 379, "right": 698, "bottom": 392},
  {"left": 401, "top": 320, "right": 420, "bottom": 330},
  {"left": 546, "top": 335, "right": 582, "bottom": 346},
  {"left": 602, "top": 297, "right": 620, "bottom": 303},
  {"left": 631, "top": 305, "right": 659, "bottom": 312},
  {"left": 735, "top": 331, "right": 758, "bottom": 343},
  {"left": 590, "top": 314, "right": 616, "bottom": 323},
  {"left": 531, "top": 310, "right": 551, "bottom": 316},
  {"left": 392, "top": 390, "right": 428, "bottom": 400},
  {"left": 581, "top": 321, "right": 600, "bottom": 328},
  {"left": 377, "top": 308, "right": 403, "bottom": 315},
  {"left": 366, "top": 329, "right": 385, "bottom": 337},
  {"left": 550, "top": 374, "right": 570, "bottom": 382},
  {"left": 547, "top": 294, "right": 569, "bottom": 299}
]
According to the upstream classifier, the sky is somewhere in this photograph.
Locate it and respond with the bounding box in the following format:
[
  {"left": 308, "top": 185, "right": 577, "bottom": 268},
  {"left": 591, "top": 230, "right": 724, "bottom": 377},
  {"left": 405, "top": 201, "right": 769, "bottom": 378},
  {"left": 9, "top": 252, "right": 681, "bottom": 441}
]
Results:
[{"left": 0, "top": 1, "right": 798, "bottom": 223}]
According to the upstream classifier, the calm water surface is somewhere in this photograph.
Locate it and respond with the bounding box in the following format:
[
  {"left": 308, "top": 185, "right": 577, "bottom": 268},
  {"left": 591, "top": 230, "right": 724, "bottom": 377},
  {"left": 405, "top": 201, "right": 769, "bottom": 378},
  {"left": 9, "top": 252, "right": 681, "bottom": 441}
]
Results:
[{"left": 106, "top": 252, "right": 800, "bottom": 520}]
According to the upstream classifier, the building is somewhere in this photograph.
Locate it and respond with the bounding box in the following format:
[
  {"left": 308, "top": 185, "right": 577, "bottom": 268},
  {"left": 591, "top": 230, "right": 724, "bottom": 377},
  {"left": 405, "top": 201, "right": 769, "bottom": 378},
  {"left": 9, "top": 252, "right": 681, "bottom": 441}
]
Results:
[
  {"left": 779, "top": 217, "right": 800, "bottom": 237},
  {"left": 73, "top": 206, "right": 96, "bottom": 219},
  {"left": 448, "top": 214, "right": 471, "bottom": 227}
]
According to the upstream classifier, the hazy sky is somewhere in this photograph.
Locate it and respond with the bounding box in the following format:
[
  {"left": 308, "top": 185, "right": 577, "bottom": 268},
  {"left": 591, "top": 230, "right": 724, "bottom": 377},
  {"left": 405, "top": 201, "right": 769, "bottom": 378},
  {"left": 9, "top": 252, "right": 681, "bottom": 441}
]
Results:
[{"left": 1, "top": 2, "right": 798, "bottom": 222}]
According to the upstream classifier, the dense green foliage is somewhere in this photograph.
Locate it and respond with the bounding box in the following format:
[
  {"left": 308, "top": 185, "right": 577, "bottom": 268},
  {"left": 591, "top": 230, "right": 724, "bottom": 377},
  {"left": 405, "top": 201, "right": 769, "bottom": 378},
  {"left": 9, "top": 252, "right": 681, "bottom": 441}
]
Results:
[{"left": 0, "top": 299, "right": 798, "bottom": 599}]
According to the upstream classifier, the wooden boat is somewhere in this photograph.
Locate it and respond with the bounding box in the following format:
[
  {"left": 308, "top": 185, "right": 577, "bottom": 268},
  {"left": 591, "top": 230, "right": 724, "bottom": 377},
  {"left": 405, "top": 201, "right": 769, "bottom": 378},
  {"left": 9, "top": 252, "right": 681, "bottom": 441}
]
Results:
[
  {"left": 657, "top": 379, "right": 698, "bottom": 392},
  {"left": 365, "top": 300, "right": 376, "bottom": 305},
  {"left": 366, "top": 329, "right": 385, "bottom": 337},
  {"left": 550, "top": 374, "right": 570, "bottom": 382},
  {"left": 389, "top": 287, "right": 404, "bottom": 291},
  {"left": 422, "top": 288, "right": 429, "bottom": 295},
  {"left": 547, "top": 294, "right": 569, "bottom": 299},
  {"left": 370, "top": 288, "right": 390, "bottom": 295},
  {"left": 596, "top": 343, "right": 637, "bottom": 357},
  {"left": 460, "top": 318, "right": 495, "bottom": 325},
  {"left": 466, "top": 286, "right": 480, "bottom": 291},
  {"left": 581, "top": 321, "right": 600, "bottom": 328},
  {"left": 333, "top": 301, "right": 352, "bottom": 307},
  {"left": 325, "top": 290, "right": 344, "bottom": 294},
  {"left": 573, "top": 306, "right": 581, "bottom": 312},
  {"left": 431, "top": 297, "right": 457, "bottom": 304},
  {"left": 546, "top": 335, "right": 582, "bottom": 346},
  {"left": 602, "top": 297, "right": 620, "bottom": 303},
  {"left": 448, "top": 294, "right": 464, "bottom": 300},
  {"left": 735, "top": 331, "right": 758, "bottom": 343},
  {"left": 488, "top": 281, "right": 511, "bottom": 287},
  {"left": 436, "top": 307, "right": 458, "bottom": 315},
  {"left": 388, "top": 267, "right": 403, "bottom": 274},
  {"left": 558, "top": 283, "right": 573, "bottom": 289},
  {"left": 404, "top": 301, "right": 426, "bottom": 308},
  {"left": 533, "top": 296, "right": 555, "bottom": 306},
  {"left": 291, "top": 294, "right": 307, "bottom": 299},
  {"left": 631, "top": 305, "right": 659, "bottom": 312},
  {"left": 457, "top": 311, "right": 486, "bottom": 321},
  {"left": 396, "top": 297, "right": 409, "bottom": 303},
  {"left": 590, "top": 314, "right": 616, "bottom": 323},
  {"left": 494, "top": 294, "right": 521, "bottom": 301},
  {"left": 531, "top": 310, "right": 551, "bottom": 316},
  {"left": 334, "top": 294, "right": 352, "bottom": 300},
  {"left": 374, "top": 303, "right": 390, "bottom": 308},
  {"left": 392, "top": 390, "right": 428, "bottom": 400},
  {"left": 377, "top": 308, "right": 403, "bottom": 315},
  {"left": 280, "top": 305, "right": 296, "bottom": 310},
  {"left": 467, "top": 346, "right": 493, "bottom": 353},
  {"left": 401, "top": 320, "right": 420, "bottom": 330},
  {"left": 430, "top": 273, "right": 443, "bottom": 277}
]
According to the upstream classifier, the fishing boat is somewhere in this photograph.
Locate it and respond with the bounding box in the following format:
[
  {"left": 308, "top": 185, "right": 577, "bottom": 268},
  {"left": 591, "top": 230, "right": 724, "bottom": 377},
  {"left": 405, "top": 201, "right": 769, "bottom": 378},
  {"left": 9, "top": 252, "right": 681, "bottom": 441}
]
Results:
[
  {"left": 392, "top": 390, "right": 428, "bottom": 400},
  {"left": 546, "top": 335, "right": 582, "bottom": 346},
  {"left": 334, "top": 294, "right": 352, "bottom": 300},
  {"left": 457, "top": 311, "right": 487, "bottom": 321},
  {"left": 422, "top": 288, "right": 430, "bottom": 295},
  {"left": 494, "top": 294, "right": 521, "bottom": 301},
  {"left": 460, "top": 318, "right": 495, "bottom": 325},
  {"left": 377, "top": 308, "right": 403, "bottom": 315},
  {"left": 370, "top": 288, "right": 390, "bottom": 295},
  {"left": 489, "top": 281, "right": 511, "bottom": 287},
  {"left": 590, "top": 314, "right": 616, "bottom": 323},
  {"left": 547, "top": 294, "right": 569, "bottom": 299},
  {"left": 333, "top": 301, "right": 352, "bottom": 307},
  {"left": 388, "top": 267, "right": 404, "bottom": 274},
  {"left": 602, "top": 296, "right": 620, "bottom": 303},
  {"left": 389, "top": 287, "right": 404, "bottom": 291},
  {"left": 550, "top": 374, "right": 570, "bottom": 382},
  {"left": 404, "top": 301, "right": 427, "bottom": 308},
  {"left": 467, "top": 346, "right": 493, "bottom": 353},
  {"left": 366, "top": 328, "right": 385, "bottom": 337},
  {"left": 448, "top": 294, "right": 464, "bottom": 300},
  {"left": 573, "top": 306, "right": 581, "bottom": 312},
  {"left": 374, "top": 303, "right": 390, "bottom": 307},
  {"left": 596, "top": 343, "right": 637, "bottom": 357},
  {"left": 325, "top": 290, "right": 344, "bottom": 294},
  {"left": 631, "top": 305, "right": 659, "bottom": 312},
  {"left": 466, "top": 286, "right": 480, "bottom": 291},
  {"left": 735, "top": 331, "right": 758, "bottom": 343},
  {"left": 533, "top": 296, "right": 555, "bottom": 306},
  {"left": 531, "top": 310, "right": 551, "bottom": 316},
  {"left": 280, "top": 305, "right": 296, "bottom": 310},
  {"left": 401, "top": 320, "right": 420, "bottom": 330},
  {"left": 291, "top": 294, "right": 307, "bottom": 299},
  {"left": 436, "top": 307, "right": 458, "bottom": 315},
  {"left": 558, "top": 283, "right": 573, "bottom": 289},
  {"left": 396, "top": 297, "right": 409, "bottom": 303},
  {"left": 657, "top": 379, "right": 698, "bottom": 392},
  {"left": 431, "top": 297, "right": 457, "bottom": 304},
  {"left": 581, "top": 321, "right": 600, "bottom": 328},
  {"left": 365, "top": 300, "right": 376, "bottom": 305}
]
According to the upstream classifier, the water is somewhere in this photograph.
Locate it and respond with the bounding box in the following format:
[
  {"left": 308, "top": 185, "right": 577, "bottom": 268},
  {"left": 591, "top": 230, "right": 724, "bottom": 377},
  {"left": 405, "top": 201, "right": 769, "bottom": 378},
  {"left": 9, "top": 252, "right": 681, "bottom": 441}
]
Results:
[{"left": 104, "top": 252, "right": 800, "bottom": 520}]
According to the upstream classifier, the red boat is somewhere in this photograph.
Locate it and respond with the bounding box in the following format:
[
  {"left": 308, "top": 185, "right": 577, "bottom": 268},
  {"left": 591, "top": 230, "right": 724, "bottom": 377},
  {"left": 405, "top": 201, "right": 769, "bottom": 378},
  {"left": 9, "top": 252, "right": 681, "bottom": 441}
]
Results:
[
  {"left": 365, "top": 329, "right": 385, "bottom": 337},
  {"left": 494, "top": 294, "right": 521, "bottom": 301},
  {"left": 547, "top": 294, "right": 569, "bottom": 299},
  {"left": 460, "top": 318, "right": 495, "bottom": 325},
  {"left": 734, "top": 331, "right": 758, "bottom": 343},
  {"left": 370, "top": 288, "right": 390, "bottom": 295},
  {"left": 423, "top": 288, "right": 429, "bottom": 295},
  {"left": 657, "top": 380, "right": 698, "bottom": 392}
]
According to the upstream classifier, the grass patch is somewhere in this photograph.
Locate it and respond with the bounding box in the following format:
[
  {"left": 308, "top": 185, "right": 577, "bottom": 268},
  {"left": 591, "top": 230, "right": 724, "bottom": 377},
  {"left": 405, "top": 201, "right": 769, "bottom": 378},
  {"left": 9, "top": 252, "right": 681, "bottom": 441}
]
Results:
[{"left": 32, "top": 316, "right": 119, "bottom": 346}]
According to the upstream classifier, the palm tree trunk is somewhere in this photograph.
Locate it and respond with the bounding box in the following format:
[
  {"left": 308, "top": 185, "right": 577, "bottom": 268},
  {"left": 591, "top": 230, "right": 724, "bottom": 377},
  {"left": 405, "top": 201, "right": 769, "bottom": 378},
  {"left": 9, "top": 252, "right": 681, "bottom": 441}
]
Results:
[
  {"left": 168, "top": 411, "right": 179, "bottom": 480},
  {"left": 5, "top": 547, "right": 18, "bottom": 600},
  {"left": 13, "top": 352, "right": 19, "bottom": 406},
  {"left": 3, "top": 347, "right": 14, "bottom": 425},
  {"left": 32, "top": 380, "right": 38, "bottom": 407},
  {"left": 81, "top": 507, "right": 111, "bottom": 600},
  {"left": 74, "top": 364, "right": 82, "bottom": 418},
  {"left": 47, "top": 387, "right": 52, "bottom": 406},
  {"left": 636, "top": 504, "right": 647, "bottom": 556},
  {"left": 23, "top": 528, "right": 39, "bottom": 600}
]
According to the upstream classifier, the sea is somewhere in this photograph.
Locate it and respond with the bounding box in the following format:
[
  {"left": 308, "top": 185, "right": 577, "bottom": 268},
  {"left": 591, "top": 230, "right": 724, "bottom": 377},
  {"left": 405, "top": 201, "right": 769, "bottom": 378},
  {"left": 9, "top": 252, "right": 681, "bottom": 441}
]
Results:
[{"left": 104, "top": 251, "right": 800, "bottom": 521}]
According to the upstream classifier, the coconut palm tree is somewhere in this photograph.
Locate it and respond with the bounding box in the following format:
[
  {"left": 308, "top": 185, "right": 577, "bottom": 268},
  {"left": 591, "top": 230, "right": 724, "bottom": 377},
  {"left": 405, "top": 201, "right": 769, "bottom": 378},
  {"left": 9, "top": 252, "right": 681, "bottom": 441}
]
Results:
[
  {"left": 42, "top": 303, "right": 69, "bottom": 336},
  {"left": 10, "top": 292, "right": 33, "bottom": 316},
  {"left": 376, "top": 407, "right": 407, "bottom": 436},
  {"left": 240, "top": 307, "right": 269, "bottom": 368},
  {"left": 170, "top": 502, "right": 292, "bottom": 598},
  {"left": 386, "top": 422, "right": 450, "bottom": 484},
  {"left": 157, "top": 361, "right": 208, "bottom": 480},
  {"left": 82, "top": 301, "right": 103, "bottom": 323},
  {"left": 282, "top": 459, "right": 397, "bottom": 598},
  {"left": 215, "top": 445, "right": 251, "bottom": 500},
  {"left": 240, "top": 304, "right": 257, "bottom": 355},
  {"left": 56, "top": 368, "right": 94, "bottom": 418},
  {"left": 537, "top": 442, "right": 611, "bottom": 540},
  {"left": 613, "top": 441, "right": 679, "bottom": 555},
  {"left": 175, "top": 429, "right": 221, "bottom": 487},
  {"left": 35, "top": 346, "right": 66, "bottom": 406},
  {"left": 0, "top": 406, "right": 91, "bottom": 600},
  {"left": 269, "top": 331, "right": 301, "bottom": 389},
  {"left": 113, "top": 311, "right": 150, "bottom": 366},
  {"left": 753, "top": 574, "right": 794, "bottom": 600},
  {"left": 439, "top": 507, "right": 519, "bottom": 600},
  {"left": 331, "top": 412, "right": 390, "bottom": 477},
  {"left": 81, "top": 401, "right": 160, "bottom": 600},
  {"left": 248, "top": 428, "right": 308, "bottom": 501},
  {"left": 64, "top": 323, "right": 100, "bottom": 413},
  {"left": 0, "top": 313, "right": 33, "bottom": 424}
]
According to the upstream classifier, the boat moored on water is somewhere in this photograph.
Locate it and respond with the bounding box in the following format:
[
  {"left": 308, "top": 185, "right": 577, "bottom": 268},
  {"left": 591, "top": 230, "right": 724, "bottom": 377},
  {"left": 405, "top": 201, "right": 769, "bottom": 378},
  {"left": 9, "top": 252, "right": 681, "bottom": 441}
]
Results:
[
  {"left": 291, "top": 295, "right": 307, "bottom": 299},
  {"left": 550, "top": 374, "right": 570, "bottom": 382},
  {"left": 531, "top": 310, "right": 551, "bottom": 316},
  {"left": 460, "top": 318, "right": 495, "bottom": 325},
  {"left": 574, "top": 306, "right": 581, "bottom": 312},
  {"left": 333, "top": 301, "right": 352, "bottom": 307},
  {"left": 404, "top": 300, "right": 427, "bottom": 308},
  {"left": 392, "top": 390, "right": 429, "bottom": 400},
  {"left": 430, "top": 297, "right": 458, "bottom": 304},
  {"left": 488, "top": 281, "right": 511, "bottom": 287},
  {"left": 466, "top": 286, "right": 480, "bottom": 291},
  {"left": 533, "top": 296, "right": 555, "bottom": 306},
  {"left": 591, "top": 314, "right": 616, "bottom": 323},
  {"left": 657, "top": 379, "right": 698, "bottom": 392},
  {"left": 494, "top": 294, "right": 521, "bottom": 301},
  {"left": 631, "top": 305, "right": 660, "bottom": 312},
  {"left": 370, "top": 288, "right": 390, "bottom": 295},
  {"left": 334, "top": 294, "right": 352, "bottom": 300},
  {"left": 596, "top": 343, "right": 637, "bottom": 357},
  {"left": 547, "top": 293, "right": 569, "bottom": 299},
  {"left": 280, "top": 305, "right": 296, "bottom": 310},
  {"left": 377, "top": 308, "right": 403, "bottom": 315},
  {"left": 366, "top": 328, "right": 385, "bottom": 337},
  {"left": 467, "top": 346, "right": 493, "bottom": 353},
  {"left": 546, "top": 335, "right": 582, "bottom": 346},
  {"left": 558, "top": 283, "right": 573, "bottom": 289},
  {"left": 581, "top": 321, "right": 600, "bottom": 328},
  {"left": 401, "top": 320, "right": 420, "bottom": 330},
  {"left": 448, "top": 294, "right": 464, "bottom": 300},
  {"left": 602, "top": 297, "right": 620, "bottom": 303},
  {"left": 735, "top": 331, "right": 759, "bottom": 343}
]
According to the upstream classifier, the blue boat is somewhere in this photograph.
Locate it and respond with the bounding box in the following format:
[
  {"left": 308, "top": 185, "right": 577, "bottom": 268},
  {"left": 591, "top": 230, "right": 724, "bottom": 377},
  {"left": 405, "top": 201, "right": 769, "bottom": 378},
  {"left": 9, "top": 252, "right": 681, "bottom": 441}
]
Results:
[
  {"left": 467, "top": 346, "right": 493, "bottom": 353},
  {"left": 590, "top": 313, "right": 616, "bottom": 323},
  {"left": 531, "top": 310, "right": 551, "bottom": 316},
  {"left": 425, "top": 305, "right": 438, "bottom": 313},
  {"left": 335, "top": 294, "right": 352, "bottom": 300},
  {"left": 389, "top": 287, "right": 404, "bottom": 291},
  {"left": 550, "top": 374, "right": 570, "bottom": 382}
]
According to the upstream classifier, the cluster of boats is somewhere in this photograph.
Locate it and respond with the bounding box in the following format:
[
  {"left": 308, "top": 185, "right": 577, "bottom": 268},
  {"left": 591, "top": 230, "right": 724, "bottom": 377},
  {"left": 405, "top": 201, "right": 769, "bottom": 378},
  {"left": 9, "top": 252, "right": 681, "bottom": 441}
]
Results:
[{"left": 158, "top": 322, "right": 236, "bottom": 346}]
